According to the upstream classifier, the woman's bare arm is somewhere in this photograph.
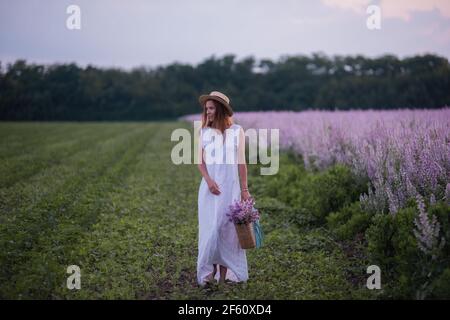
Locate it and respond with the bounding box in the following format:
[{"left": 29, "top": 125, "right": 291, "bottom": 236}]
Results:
[
  {"left": 237, "top": 127, "right": 251, "bottom": 199},
  {"left": 197, "top": 129, "right": 221, "bottom": 195},
  {"left": 197, "top": 148, "right": 211, "bottom": 181}
]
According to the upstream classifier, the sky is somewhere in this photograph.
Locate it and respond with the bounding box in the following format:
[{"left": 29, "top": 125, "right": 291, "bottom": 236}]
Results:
[{"left": 1, "top": 0, "right": 450, "bottom": 70}]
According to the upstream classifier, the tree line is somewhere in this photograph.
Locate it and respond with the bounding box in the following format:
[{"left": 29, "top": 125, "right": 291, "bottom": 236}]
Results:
[{"left": 0, "top": 53, "right": 449, "bottom": 121}]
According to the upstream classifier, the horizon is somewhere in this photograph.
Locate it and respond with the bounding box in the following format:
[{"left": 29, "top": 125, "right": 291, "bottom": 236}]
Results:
[{"left": 2, "top": 51, "right": 448, "bottom": 73}]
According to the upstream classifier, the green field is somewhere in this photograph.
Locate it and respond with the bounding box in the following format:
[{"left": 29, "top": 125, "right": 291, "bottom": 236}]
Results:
[{"left": 0, "top": 122, "right": 375, "bottom": 299}]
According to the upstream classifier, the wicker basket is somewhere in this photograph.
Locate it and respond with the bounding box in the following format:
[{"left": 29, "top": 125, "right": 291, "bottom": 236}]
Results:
[{"left": 234, "top": 222, "right": 256, "bottom": 249}]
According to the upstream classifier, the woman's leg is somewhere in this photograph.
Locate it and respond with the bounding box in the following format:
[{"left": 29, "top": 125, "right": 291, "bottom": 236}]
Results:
[
  {"left": 205, "top": 264, "right": 217, "bottom": 283},
  {"left": 219, "top": 265, "right": 227, "bottom": 284}
]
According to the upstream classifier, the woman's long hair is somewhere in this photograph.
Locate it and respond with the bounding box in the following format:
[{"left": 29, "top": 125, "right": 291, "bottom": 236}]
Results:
[{"left": 201, "top": 99, "right": 233, "bottom": 134}]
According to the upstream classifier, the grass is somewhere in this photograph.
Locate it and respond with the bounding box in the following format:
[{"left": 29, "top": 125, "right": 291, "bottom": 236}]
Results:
[{"left": 0, "top": 121, "right": 377, "bottom": 299}]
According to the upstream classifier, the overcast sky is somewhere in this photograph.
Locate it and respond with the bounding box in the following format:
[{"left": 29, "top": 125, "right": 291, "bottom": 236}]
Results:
[{"left": 1, "top": 0, "right": 450, "bottom": 70}]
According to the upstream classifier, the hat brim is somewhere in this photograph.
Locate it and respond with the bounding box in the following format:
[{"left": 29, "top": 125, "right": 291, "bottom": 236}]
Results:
[{"left": 199, "top": 95, "right": 233, "bottom": 116}]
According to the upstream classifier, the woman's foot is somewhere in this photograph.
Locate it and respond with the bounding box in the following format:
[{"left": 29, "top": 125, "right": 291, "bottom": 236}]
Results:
[
  {"left": 204, "top": 270, "right": 217, "bottom": 284},
  {"left": 219, "top": 278, "right": 235, "bottom": 285},
  {"left": 218, "top": 265, "right": 227, "bottom": 285}
]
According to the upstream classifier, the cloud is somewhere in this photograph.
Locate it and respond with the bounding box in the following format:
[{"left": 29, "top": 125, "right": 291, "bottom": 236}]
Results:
[
  {"left": 421, "top": 24, "right": 450, "bottom": 45},
  {"left": 322, "top": 0, "right": 450, "bottom": 20},
  {"left": 382, "top": 0, "right": 450, "bottom": 20}
]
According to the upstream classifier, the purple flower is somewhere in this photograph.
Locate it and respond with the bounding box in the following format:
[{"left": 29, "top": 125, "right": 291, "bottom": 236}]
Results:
[
  {"left": 184, "top": 109, "right": 450, "bottom": 266},
  {"left": 413, "top": 194, "right": 445, "bottom": 260},
  {"left": 182, "top": 108, "right": 450, "bottom": 216},
  {"left": 226, "top": 198, "right": 260, "bottom": 225}
]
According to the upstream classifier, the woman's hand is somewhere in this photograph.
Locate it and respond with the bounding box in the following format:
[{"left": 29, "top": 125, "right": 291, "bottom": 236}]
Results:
[
  {"left": 206, "top": 178, "right": 221, "bottom": 195},
  {"left": 241, "top": 189, "right": 252, "bottom": 201}
]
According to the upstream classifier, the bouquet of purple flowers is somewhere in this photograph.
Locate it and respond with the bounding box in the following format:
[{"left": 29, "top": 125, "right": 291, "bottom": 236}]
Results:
[{"left": 226, "top": 197, "right": 260, "bottom": 225}]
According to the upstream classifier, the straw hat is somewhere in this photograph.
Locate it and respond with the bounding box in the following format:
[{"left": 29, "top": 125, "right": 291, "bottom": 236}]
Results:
[{"left": 198, "top": 91, "right": 233, "bottom": 116}]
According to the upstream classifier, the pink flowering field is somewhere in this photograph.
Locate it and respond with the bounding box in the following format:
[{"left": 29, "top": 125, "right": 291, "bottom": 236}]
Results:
[{"left": 182, "top": 108, "right": 450, "bottom": 216}]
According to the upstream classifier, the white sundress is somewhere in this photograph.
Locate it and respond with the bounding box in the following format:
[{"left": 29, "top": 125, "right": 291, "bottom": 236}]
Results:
[{"left": 197, "top": 123, "right": 249, "bottom": 286}]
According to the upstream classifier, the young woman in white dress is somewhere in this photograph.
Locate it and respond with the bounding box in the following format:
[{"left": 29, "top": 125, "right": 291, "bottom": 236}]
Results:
[{"left": 196, "top": 91, "right": 252, "bottom": 286}]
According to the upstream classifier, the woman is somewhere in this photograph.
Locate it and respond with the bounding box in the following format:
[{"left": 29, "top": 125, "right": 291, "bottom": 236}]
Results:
[{"left": 196, "top": 91, "right": 252, "bottom": 286}]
